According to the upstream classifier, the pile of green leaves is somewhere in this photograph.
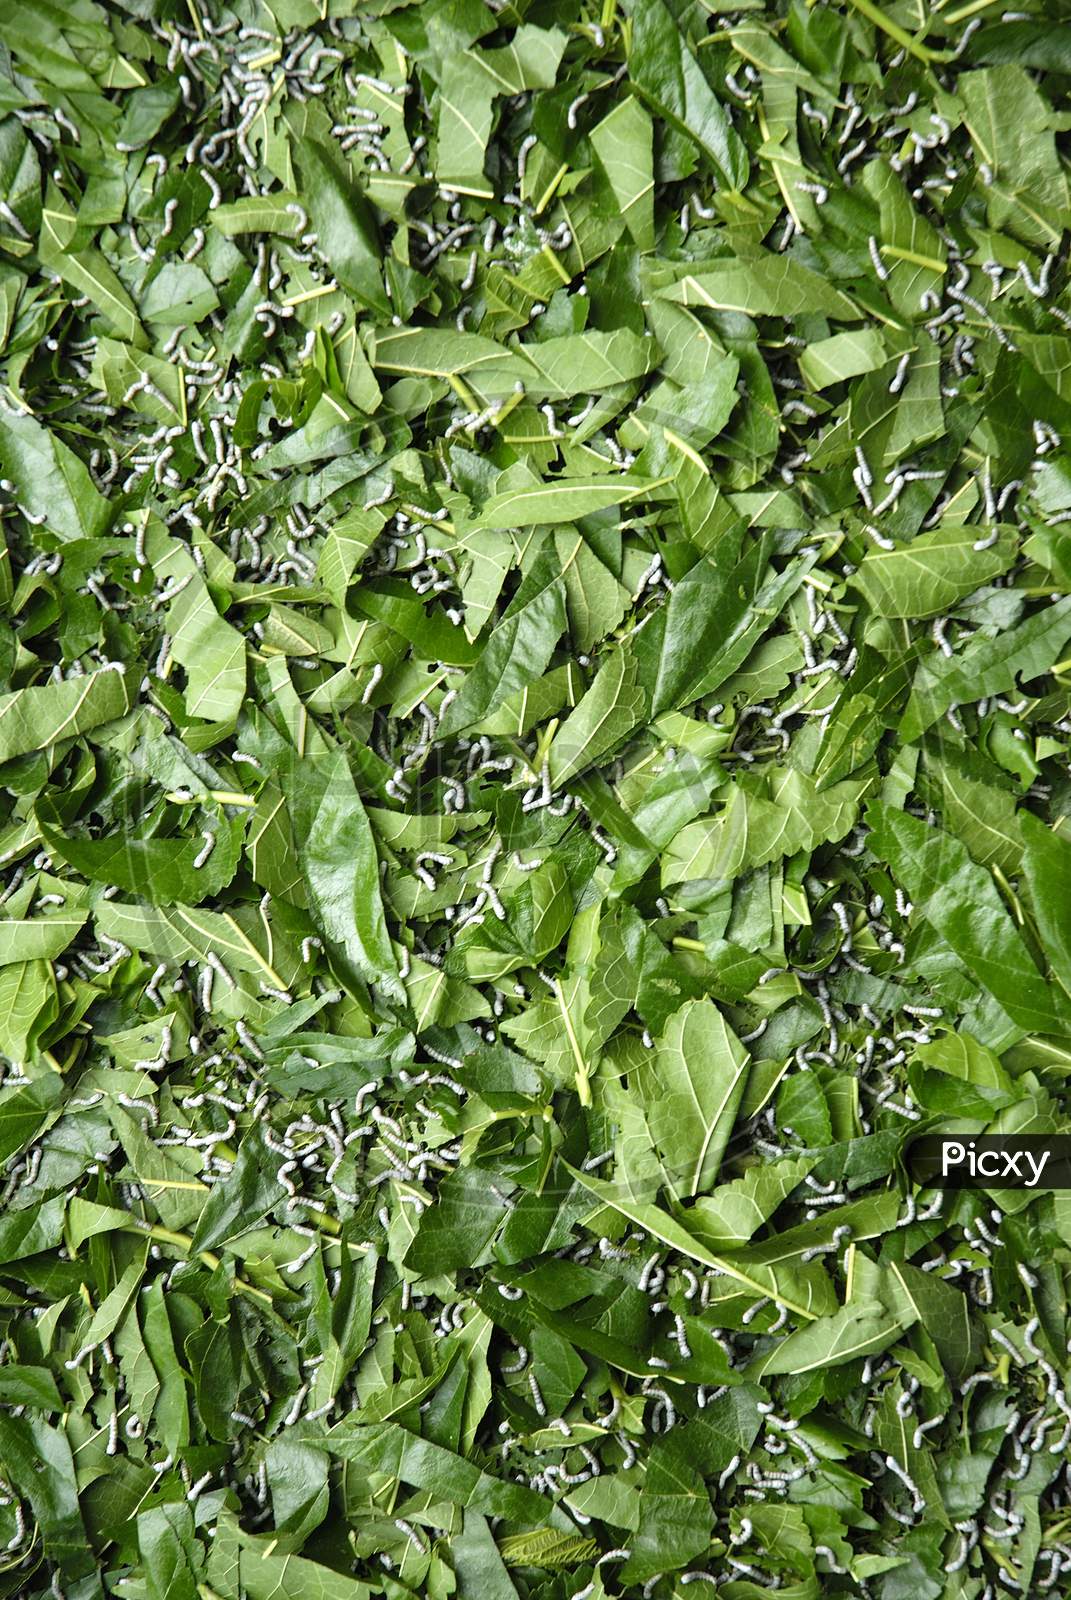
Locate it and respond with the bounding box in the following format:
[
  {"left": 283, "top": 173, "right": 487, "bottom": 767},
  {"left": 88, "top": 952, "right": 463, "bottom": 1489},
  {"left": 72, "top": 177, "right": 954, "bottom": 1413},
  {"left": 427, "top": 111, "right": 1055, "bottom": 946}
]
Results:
[{"left": 3, "top": 0, "right": 1071, "bottom": 1594}]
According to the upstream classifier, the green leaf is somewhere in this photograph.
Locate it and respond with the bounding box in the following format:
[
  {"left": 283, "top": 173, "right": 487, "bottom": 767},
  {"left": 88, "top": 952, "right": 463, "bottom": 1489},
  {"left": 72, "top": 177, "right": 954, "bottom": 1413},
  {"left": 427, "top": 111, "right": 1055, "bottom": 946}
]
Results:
[
  {"left": 589, "top": 96, "right": 656, "bottom": 252},
  {"left": 664, "top": 769, "right": 866, "bottom": 888},
  {"left": 629, "top": 0, "right": 749, "bottom": 189},
  {"left": 189, "top": 1127, "right": 286, "bottom": 1254},
  {"left": 95, "top": 900, "right": 286, "bottom": 987},
  {"left": 0, "top": 909, "right": 89, "bottom": 966},
  {"left": 660, "top": 250, "right": 858, "bottom": 320},
  {"left": 633, "top": 544, "right": 814, "bottom": 716},
  {"left": 282, "top": 747, "right": 403, "bottom": 1003},
  {"left": 320, "top": 1420, "right": 576, "bottom": 1529},
  {"left": 437, "top": 546, "right": 566, "bottom": 737},
  {"left": 637, "top": 998, "right": 750, "bottom": 1197},
  {"left": 237, "top": 1534, "right": 373, "bottom": 1600},
  {"left": 0, "top": 1074, "right": 63, "bottom": 1161},
  {"left": 688, "top": 1154, "right": 819, "bottom": 1247},
  {"left": 749, "top": 1292, "right": 914, "bottom": 1378},
  {"left": 210, "top": 194, "right": 306, "bottom": 237},
  {"left": 621, "top": 1433, "right": 713, "bottom": 1583},
  {"left": 868, "top": 801, "right": 1071, "bottom": 1036},
  {"left": 0, "top": 668, "right": 131, "bottom": 761},
  {"left": 285, "top": 132, "right": 388, "bottom": 316},
  {"left": 0, "top": 406, "right": 111, "bottom": 542},
  {"left": 0, "top": 1414, "right": 100, "bottom": 1587},
  {"left": 475, "top": 476, "right": 661, "bottom": 529},
  {"left": 38, "top": 803, "right": 244, "bottom": 905},
  {"left": 901, "top": 596, "right": 1071, "bottom": 740},
  {"left": 851, "top": 525, "right": 1016, "bottom": 619},
  {"left": 404, "top": 1166, "right": 513, "bottom": 1277},
  {"left": 138, "top": 1504, "right": 199, "bottom": 1600},
  {"left": 798, "top": 329, "right": 888, "bottom": 389},
  {"left": 39, "top": 201, "right": 147, "bottom": 346},
  {"left": 568, "top": 1166, "right": 822, "bottom": 1322},
  {"left": 880, "top": 1260, "right": 980, "bottom": 1382},
  {"left": 160, "top": 564, "right": 247, "bottom": 724},
  {"left": 1021, "top": 812, "right": 1071, "bottom": 1003},
  {"left": 548, "top": 648, "right": 646, "bottom": 785}
]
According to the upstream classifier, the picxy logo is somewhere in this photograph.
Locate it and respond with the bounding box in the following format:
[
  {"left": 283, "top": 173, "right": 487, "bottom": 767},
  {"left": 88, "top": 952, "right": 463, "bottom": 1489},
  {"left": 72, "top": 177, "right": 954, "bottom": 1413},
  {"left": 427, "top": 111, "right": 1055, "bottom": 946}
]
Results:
[
  {"left": 907, "top": 1135, "right": 1071, "bottom": 1189},
  {"left": 940, "top": 1140, "right": 1049, "bottom": 1187}
]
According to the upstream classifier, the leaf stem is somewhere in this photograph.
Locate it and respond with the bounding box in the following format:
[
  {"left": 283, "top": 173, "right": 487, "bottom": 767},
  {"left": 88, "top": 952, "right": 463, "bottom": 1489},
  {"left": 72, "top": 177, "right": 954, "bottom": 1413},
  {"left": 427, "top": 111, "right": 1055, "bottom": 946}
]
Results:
[
  {"left": 844, "top": 0, "right": 952, "bottom": 60},
  {"left": 991, "top": 863, "right": 1025, "bottom": 926},
  {"left": 165, "top": 789, "right": 255, "bottom": 808},
  {"left": 880, "top": 244, "right": 947, "bottom": 274},
  {"left": 941, "top": 0, "right": 999, "bottom": 22},
  {"left": 534, "top": 163, "right": 569, "bottom": 215},
  {"left": 555, "top": 979, "right": 591, "bottom": 1107},
  {"left": 540, "top": 246, "right": 571, "bottom": 286},
  {"left": 126, "top": 1221, "right": 278, "bottom": 1310}
]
